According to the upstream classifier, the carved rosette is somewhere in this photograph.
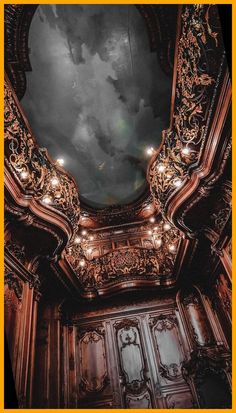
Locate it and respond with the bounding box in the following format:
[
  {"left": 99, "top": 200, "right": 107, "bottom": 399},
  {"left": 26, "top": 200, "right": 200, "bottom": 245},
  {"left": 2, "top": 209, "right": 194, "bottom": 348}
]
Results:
[
  {"left": 148, "top": 5, "right": 224, "bottom": 210},
  {"left": 4, "top": 76, "right": 80, "bottom": 232}
]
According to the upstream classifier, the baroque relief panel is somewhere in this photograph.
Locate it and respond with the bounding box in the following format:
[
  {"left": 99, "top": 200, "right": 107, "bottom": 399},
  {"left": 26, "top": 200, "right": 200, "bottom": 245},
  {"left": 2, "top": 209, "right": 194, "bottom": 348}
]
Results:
[
  {"left": 149, "top": 314, "right": 184, "bottom": 383},
  {"left": 77, "top": 328, "right": 108, "bottom": 394},
  {"left": 182, "top": 289, "right": 215, "bottom": 347},
  {"left": 114, "top": 318, "right": 153, "bottom": 408}
]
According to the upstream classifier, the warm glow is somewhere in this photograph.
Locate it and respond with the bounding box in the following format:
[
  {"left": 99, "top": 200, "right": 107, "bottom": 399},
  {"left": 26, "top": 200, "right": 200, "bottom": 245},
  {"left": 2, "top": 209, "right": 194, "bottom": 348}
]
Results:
[
  {"left": 89, "top": 235, "right": 94, "bottom": 241},
  {"left": 146, "top": 147, "right": 155, "bottom": 156},
  {"left": 148, "top": 230, "right": 152, "bottom": 235},
  {"left": 56, "top": 158, "right": 65, "bottom": 166},
  {"left": 157, "top": 164, "right": 166, "bottom": 173},
  {"left": 168, "top": 244, "right": 176, "bottom": 252},
  {"left": 20, "top": 171, "right": 29, "bottom": 180},
  {"left": 50, "top": 177, "right": 59, "bottom": 186},
  {"left": 173, "top": 178, "right": 182, "bottom": 188},
  {"left": 74, "top": 236, "right": 81, "bottom": 244},
  {"left": 82, "top": 230, "right": 87, "bottom": 236},
  {"left": 79, "top": 259, "right": 86, "bottom": 267},
  {"left": 163, "top": 223, "right": 171, "bottom": 231},
  {"left": 156, "top": 239, "right": 162, "bottom": 247},
  {"left": 87, "top": 248, "right": 92, "bottom": 254},
  {"left": 149, "top": 217, "right": 155, "bottom": 223},
  {"left": 181, "top": 147, "right": 190, "bottom": 155},
  {"left": 42, "top": 195, "right": 52, "bottom": 204}
]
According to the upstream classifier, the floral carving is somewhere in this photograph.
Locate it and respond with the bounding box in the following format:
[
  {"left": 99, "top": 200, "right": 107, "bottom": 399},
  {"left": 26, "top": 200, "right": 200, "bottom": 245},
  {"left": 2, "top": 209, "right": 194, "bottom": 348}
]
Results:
[
  {"left": 148, "top": 5, "right": 224, "bottom": 210},
  {"left": 4, "top": 77, "right": 80, "bottom": 232}
]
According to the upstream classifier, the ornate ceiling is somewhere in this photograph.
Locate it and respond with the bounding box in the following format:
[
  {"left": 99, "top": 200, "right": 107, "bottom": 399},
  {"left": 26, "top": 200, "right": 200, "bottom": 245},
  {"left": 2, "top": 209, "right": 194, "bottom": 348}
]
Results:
[
  {"left": 4, "top": 4, "right": 231, "bottom": 300},
  {"left": 20, "top": 5, "right": 173, "bottom": 209}
]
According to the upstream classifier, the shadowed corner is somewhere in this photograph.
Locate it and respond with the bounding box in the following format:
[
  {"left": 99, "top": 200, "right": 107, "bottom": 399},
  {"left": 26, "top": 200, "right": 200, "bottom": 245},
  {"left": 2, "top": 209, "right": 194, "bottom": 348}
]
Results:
[{"left": 4, "top": 333, "right": 18, "bottom": 408}]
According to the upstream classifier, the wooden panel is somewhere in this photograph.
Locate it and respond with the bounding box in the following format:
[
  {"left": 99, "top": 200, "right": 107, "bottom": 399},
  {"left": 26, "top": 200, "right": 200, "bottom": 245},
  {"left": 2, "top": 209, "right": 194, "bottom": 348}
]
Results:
[
  {"left": 150, "top": 314, "right": 184, "bottom": 382},
  {"left": 166, "top": 391, "right": 195, "bottom": 408},
  {"left": 126, "top": 390, "right": 152, "bottom": 408},
  {"left": 78, "top": 330, "right": 108, "bottom": 393},
  {"left": 183, "top": 289, "right": 214, "bottom": 346}
]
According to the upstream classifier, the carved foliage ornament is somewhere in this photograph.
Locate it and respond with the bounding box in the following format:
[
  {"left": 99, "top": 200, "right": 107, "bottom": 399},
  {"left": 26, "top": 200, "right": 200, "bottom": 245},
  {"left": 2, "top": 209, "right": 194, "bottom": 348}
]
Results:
[
  {"left": 4, "top": 270, "right": 23, "bottom": 300},
  {"left": 66, "top": 219, "right": 182, "bottom": 291},
  {"left": 4, "top": 77, "right": 80, "bottom": 231},
  {"left": 148, "top": 5, "right": 224, "bottom": 209}
]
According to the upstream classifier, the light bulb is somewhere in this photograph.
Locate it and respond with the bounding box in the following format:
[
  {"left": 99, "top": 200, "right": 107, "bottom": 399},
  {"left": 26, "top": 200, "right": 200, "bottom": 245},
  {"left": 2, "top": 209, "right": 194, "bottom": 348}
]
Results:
[
  {"left": 56, "top": 158, "right": 64, "bottom": 166},
  {"left": 146, "top": 147, "right": 155, "bottom": 156},
  {"left": 42, "top": 195, "right": 52, "bottom": 204},
  {"left": 168, "top": 244, "right": 176, "bottom": 252},
  {"left": 173, "top": 178, "right": 182, "bottom": 188},
  {"left": 149, "top": 217, "right": 155, "bottom": 223},
  {"left": 82, "top": 230, "right": 87, "bottom": 236},
  {"left": 157, "top": 164, "right": 166, "bottom": 173},
  {"left": 163, "top": 223, "right": 171, "bottom": 231},
  {"left": 79, "top": 259, "right": 85, "bottom": 267},
  {"left": 181, "top": 147, "right": 190, "bottom": 155},
  {"left": 74, "top": 236, "right": 81, "bottom": 244},
  {"left": 20, "top": 170, "right": 29, "bottom": 180},
  {"left": 50, "top": 177, "right": 59, "bottom": 186}
]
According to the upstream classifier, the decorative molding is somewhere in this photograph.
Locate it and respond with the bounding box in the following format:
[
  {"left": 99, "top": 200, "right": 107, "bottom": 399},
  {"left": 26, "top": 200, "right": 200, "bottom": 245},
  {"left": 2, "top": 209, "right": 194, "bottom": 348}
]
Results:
[
  {"left": 78, "top": 329, "right": 109, "bottom": 394},
  {"left": 5, "top": 239, "right": 26, "bottom": 265},
  {"left": 65, "top": 218, "right": 182, "bottom": 295},
  {"left": 4, "top": 75, "right": 80, "bottom": 233},
  {"left": 4, "top": 269, "right": 23, "bottom": 300}
]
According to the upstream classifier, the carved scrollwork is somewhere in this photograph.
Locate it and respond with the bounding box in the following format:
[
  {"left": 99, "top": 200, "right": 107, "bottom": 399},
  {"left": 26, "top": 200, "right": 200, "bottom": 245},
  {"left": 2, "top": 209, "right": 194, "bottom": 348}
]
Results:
[
  {"left": 4, "top": 76, "right": 80, "bottom": 232},
  {"left": 78, "top": 329, "right": 109, "bottom": 394},
  {"left": 148, "top": 5, "right": 224, "bottom": 210},
  {"left": 115, "top": 319, "right": 148, "bottom": 394},
  {"left": 5, "top": 239, "right": 26, "bottom": 264},
  {"left": 4, "top": 270, "right": 23, "bottom": 300},
  {"left": 66, "top": 219, "right": 182, "bottom": 292},
  {"left": 150, "top": 313, "right": 184, "bottom": 381}
]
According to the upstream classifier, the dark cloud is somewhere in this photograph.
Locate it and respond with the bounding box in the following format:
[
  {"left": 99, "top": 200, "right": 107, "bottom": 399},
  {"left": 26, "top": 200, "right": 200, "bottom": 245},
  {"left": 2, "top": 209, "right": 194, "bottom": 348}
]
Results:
[{"left": 21, "top": 5, "right": 172, "bottom": 208}]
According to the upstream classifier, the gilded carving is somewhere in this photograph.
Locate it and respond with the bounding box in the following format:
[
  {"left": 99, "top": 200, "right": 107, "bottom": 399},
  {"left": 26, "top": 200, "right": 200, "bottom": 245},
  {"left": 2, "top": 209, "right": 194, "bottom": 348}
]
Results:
[
  {"left": 148, "top": 5, "right": 224, "bottom": 209},
  {"left": 4, "top": 77, "right": 80, "bottom": 231},
  {"left": 66, "top": 218, "right": 182, "bottom": 292}
]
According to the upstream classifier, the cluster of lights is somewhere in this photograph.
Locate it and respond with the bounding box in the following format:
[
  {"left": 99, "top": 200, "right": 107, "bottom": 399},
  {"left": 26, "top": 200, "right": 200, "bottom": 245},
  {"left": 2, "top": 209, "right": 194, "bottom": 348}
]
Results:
[
  {"left": 18, "top": 157, "right": 65, "bottom": 207},
  {"left": 146, "top": 219, "right": 177, "bottom": 253},
  {"left": 73, "top": 228, "right": 95, "bottom": 261},
  {"left": 155, "top": 147, "right": 192, "bottom": 189}
]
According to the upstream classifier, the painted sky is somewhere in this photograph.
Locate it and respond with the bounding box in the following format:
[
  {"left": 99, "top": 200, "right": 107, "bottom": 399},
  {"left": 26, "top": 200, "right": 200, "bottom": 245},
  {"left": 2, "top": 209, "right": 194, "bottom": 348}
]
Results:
[{"left": 21, "top": 5, "right": 172, "bottom": 208}]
